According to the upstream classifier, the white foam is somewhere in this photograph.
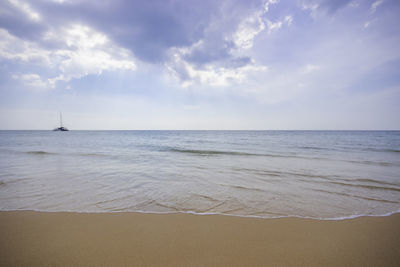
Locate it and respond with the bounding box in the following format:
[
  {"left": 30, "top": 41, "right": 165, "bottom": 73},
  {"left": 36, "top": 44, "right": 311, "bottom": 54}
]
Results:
[{"left": 2, "top": 207, "right": 400, "bottom": 221}]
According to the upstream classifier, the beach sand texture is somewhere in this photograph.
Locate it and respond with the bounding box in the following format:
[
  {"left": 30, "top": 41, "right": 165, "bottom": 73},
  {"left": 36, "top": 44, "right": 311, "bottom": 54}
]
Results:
[{"left": 1, "top": 211, "right": 399, "bottom": 266}]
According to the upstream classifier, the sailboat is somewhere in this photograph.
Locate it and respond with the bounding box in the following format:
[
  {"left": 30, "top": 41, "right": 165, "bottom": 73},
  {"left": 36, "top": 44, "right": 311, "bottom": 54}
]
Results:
[{"left": 53, "top": 112, "right": 69, "bottom": 131}]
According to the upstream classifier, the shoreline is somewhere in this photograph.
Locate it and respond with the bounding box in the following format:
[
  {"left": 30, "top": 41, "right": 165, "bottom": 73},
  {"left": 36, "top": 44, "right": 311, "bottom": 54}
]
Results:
[
  {"left": 2, "top": 208, "right": 400, "bottom": 221},
  {"left": 1, "top": 211, "right": 399, "bottom": 266}
]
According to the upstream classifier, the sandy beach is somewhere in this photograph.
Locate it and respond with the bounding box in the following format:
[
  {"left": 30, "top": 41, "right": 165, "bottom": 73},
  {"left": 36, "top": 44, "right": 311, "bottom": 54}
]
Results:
[{"left": 0, "top": 211, "right": 399, "bottom": 266}]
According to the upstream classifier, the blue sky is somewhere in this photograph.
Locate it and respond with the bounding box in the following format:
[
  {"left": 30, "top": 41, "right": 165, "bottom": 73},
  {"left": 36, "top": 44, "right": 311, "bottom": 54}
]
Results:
[{"left": 0, "top": 0, "right": 399, "bottom": 129}]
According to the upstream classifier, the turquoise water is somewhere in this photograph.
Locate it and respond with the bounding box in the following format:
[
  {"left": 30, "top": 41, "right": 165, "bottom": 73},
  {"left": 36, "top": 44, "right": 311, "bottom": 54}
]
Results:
[{"left": 0, "top": 130, "right": 399, "bottom": 219}]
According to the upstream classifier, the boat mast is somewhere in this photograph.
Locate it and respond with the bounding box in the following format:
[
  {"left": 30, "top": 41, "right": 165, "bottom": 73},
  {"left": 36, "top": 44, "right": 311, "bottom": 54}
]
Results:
[{"left": 60, "top": 112, "right": 63, "bottom": 128}]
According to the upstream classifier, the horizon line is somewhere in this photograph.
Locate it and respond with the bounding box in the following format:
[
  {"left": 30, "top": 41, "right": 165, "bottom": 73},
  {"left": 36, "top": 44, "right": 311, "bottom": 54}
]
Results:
[{"left": 1, "top": 129, "right": 399, "bottom": 131}]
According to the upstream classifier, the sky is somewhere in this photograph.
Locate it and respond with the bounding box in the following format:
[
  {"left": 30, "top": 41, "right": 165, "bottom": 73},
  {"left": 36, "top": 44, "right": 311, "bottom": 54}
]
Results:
[{"left": 0, "top": 0, "right": 399, "bottom": 130}]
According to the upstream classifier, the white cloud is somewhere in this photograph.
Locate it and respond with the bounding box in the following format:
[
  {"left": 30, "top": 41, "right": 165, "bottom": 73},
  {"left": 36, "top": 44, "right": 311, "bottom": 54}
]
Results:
[
  {"left": 264, "top": 0, "right": 279, "bottom": 12},
  {"left": 348, "top": 1, "right": 360, "bottom": 8},
  {"left": 300, "top": 64, "right": 320, "bottom": 74},
  {"left": 284, "top": 15, "right": 293, "bottom": 26},
  {"left": 64, "top": 24, "right": 108, "bottom": 49},
  {"left": 300, "top": 2, "right": 319, "bottom": 12},
  {"left": 233, "top": 0, "right": 282, "bottom": 49},
  {"left": 12, "top": 73, "right": 47, "bottom": 88},
  {"left": 167, "top": 53, "right": 267, "bottom": 88},
  {"left": 48, "top": 24, "right": 136, "bottom": 84},
  {"left": 0, "top": 29, "right": 51, "bottom": 63},
  {"left": 266, "top": 19, "right": 282, "bottom": 34},
  {"left": 0, "top": 24, "right": 136, "bottom": 89},
  {"left": 234, "top": 12, "right": 266, "bottom": 50},
  {"left": 233, "top": 0, "right": 280, "bottom": 50},
  {"left": 233, "top": 0, "right": 290, "bottom": 49},
  {"left": 8, "top": 0, "right": 41, "bottom": 22},
  {"left": 167, "top": 1, "right": 277, "bottom": 88},
  {"left": 370, "top": 0, "right": 384, "bottom": 14}
]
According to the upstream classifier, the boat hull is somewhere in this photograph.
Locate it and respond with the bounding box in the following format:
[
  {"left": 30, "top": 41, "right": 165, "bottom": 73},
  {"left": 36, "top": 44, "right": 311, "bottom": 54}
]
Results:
[{"left": 53, "top": 127, "right": 69, "bottom": 131}]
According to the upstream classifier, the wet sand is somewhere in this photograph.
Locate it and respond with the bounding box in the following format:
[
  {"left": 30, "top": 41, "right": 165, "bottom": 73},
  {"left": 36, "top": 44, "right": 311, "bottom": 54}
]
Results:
[{"left": 1, "top": 211, "right": 399, "bottom": 266}]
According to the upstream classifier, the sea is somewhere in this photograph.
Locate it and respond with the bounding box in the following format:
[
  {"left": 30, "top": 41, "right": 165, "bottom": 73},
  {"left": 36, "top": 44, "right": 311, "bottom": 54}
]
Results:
[{"left": 0, "top": 130, "right": 399, "bottom": 220}]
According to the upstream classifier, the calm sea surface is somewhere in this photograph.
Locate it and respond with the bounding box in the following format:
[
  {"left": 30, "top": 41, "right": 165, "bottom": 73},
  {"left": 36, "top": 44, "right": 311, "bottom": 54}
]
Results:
[{"left": 0, "top": 130, "right": 399, "bottom": 219}]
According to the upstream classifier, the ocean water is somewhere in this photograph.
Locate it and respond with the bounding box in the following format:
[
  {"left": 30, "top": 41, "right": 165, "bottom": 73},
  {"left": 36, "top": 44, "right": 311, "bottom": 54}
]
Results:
[{"left": 0, "top": 130, "right": 399, "bottom": 219}]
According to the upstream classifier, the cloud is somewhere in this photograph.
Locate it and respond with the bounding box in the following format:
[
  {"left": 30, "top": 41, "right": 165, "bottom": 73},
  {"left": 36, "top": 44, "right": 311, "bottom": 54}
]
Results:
[
  {"left": 1, "top": 0, "right": 274, "bottom": 88},
  {"left": 233, "top": 0, "right": 280, "bottom": 49},
  {"left": 266, "top": 19, "right": 282, "bottom": 33},
  {"left": 1, "top": 0, "right": 399, "bottom": 95},
  {"left": 12, "top": 73, "right": 47, "bottom": 89},
  {"left": 8, "top": 0, "right": 41, "bottom": 22},
  {"left": 0, "top": 1, "right": 46, "bottom": 41},
  {"left": 370, "top": 0, "right": 384, "bottom": 14},
  {"left": 167, "top": 53, "right": 267, "bottom": 87},
  {"left": 46, "top": 24, "right": 136, "bottom": 85},
  {"left": 284, "top": 15, "right": 293, "bottom": 26},
  {"left": 300, "top": 2, "right": 319, "bottom": 13},
  {"left": 234, "top": 10, "right": 266, "bottom": 50},
  {"left": 1, "top": 0, "right": 210, "bottom": 62},
  {"left": 320, "top": 0, "right": 352, "bottom": 13},
  {"left": 159, "top": 0, "right": 273, "bottom": 86},
  {"left": 300, "top": 0, "right": 352, "bottom": 14},
  {"left": 0, "top": 28, "right": 52, "bottom": 65},
  {"left": 300, "top": 64, "right": 320, "bottom": 74},
  {"left": 32, "top": 0, "right": 229, "bottom": 64},
  {"left": 0, "top": 24, "right": 136, "bottom": 89}
]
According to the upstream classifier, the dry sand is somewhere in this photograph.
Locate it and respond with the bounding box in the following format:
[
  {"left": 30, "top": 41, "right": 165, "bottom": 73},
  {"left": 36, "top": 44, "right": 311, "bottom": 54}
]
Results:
[{"left": 1, "top": 211, "right": 399, "bottom": 266}]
